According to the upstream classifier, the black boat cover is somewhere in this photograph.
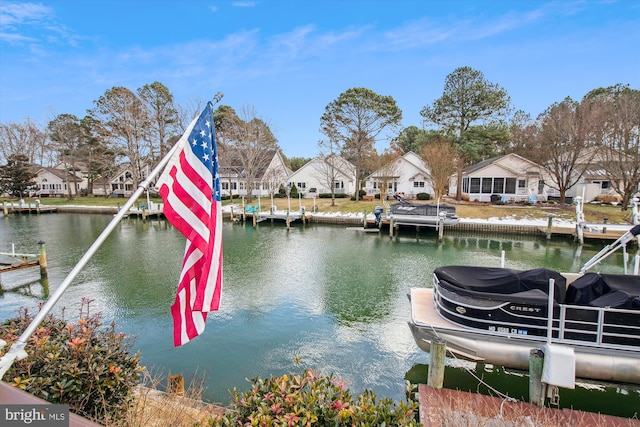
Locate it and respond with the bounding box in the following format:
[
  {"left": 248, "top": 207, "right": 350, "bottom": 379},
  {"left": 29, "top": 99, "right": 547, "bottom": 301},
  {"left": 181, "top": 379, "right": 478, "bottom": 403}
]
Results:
[
  {"left": 434, "top": 266, "right": 567, "bottom": 303},
  {"left": 565, "top": 272, "right": 640, "bottom": 307}
]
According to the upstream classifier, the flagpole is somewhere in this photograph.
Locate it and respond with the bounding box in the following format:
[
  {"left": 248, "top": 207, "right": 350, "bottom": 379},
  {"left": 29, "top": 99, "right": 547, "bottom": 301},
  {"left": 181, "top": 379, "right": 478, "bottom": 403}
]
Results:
[{"left": 0, "top": 92, "right": 224, "bottom": 379}]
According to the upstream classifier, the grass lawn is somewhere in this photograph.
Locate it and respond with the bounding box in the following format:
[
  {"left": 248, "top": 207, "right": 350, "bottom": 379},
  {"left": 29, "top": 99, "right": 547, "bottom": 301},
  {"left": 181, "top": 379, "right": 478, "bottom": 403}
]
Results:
[{"left": 2, "top": 194, "right": 634, "bottom": 224}]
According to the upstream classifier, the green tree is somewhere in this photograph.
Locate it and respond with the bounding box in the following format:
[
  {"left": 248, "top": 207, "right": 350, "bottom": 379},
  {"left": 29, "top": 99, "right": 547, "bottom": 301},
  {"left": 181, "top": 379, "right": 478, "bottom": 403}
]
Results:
[
  {"left": 79, "top": 115, "right": 118, "bottom": 196},
  {"left": 47, "top": 113, "right": 84, "bottom": 200},
  {"left": 287, "top": 156, "right": 311, "bottom": 171},
  {"left": 320, "top": 87, "right": 402, "bottom": 201},
  {"left": 421, "top": 66, "right": 511, "bottom": 200},
  {"left": 138, "top": 81, "right": 180, "bottom": 162},
  {"left": 391, "top": 126, "right": 444, "bottom": 154},
  {"left": 0, "top": 154, "right": 37, "bottom": 197}
]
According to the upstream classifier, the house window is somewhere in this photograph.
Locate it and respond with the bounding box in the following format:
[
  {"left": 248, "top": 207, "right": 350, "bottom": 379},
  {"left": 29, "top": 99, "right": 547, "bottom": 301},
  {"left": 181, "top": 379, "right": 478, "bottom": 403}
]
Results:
[
  {"left": 334, "top": 181, "right": 344, "bottom": 190},
  {"left": 462, "top": 178, "right": 469, "bottom": 193},
  {"left": 505, "top": 178, "right": 516, "bottom": 193},
  {"left": 481, "top": 178, "right": 492, "bottom": 193},
  {"left": 239, "top": 182, "right": 245, "bottom": 190},
  {"left": 538, "top": 180, "right": 545, "bottom": 193},
  {"left": 492, "top": 178, "right": 505, "bottom": 193},
  {"left": 469, "top": 178, "right": 481, "bottom": 193},
  {"left": 222, "top": 182, "right": 229, "bottom": 190},
  {"left": 297, "top": 182, "right": 306, "bottom": 190},
  {"left": 413, "top": 181, "right": 425, "bottom": 188},
  {"left": 518, "top": 179, "right": 526, "bottom": 189}
]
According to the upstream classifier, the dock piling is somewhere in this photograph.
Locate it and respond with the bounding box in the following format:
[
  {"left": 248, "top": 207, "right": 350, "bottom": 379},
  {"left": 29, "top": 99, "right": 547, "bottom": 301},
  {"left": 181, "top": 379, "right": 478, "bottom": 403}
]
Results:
[
  {"left": 437, "top": 212, "right": 445, "bottom": 242},
  {"left": 38, "top": 241, "right": 48, "bottom": 278},
  {"left": 427, "top": 338, "right": 446, "bottom": 389},
  {"left": 529, "top": 348, "right": 545, "bottom": 406},
  {"left": 546, "top": 214, "right": 554, "bottom": 240}
]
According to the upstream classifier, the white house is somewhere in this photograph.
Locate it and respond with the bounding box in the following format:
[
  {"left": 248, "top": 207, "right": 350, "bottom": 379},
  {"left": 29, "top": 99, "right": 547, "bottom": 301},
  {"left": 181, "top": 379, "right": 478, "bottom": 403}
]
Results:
[
  {"left": 287, "top": 154, "right": 357, "bottom": 198},
  {"left": 219, "top": 150, "right": 292, "bottom": 198},
  {"left": 450, "top": 153, "right": 545, "bottom": 203},
  {"left": 544, "top": 148, "right": 634, "bottom": 203},
  {"left": 364, "top": 151, "right": 434, "bottom": 200},
  {"left": 34, "top": 167, "right": 83, "bottom": 197}
]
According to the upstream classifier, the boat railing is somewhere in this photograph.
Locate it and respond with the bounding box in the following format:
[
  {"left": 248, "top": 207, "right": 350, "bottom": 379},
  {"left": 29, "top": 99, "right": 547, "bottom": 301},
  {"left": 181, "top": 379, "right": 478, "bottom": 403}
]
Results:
[
  {"left": 554, "top": 303, "right": 639, "bottom": 350},
  {"left": 434, "top": 282, "right": 640, "bottom": 351}
]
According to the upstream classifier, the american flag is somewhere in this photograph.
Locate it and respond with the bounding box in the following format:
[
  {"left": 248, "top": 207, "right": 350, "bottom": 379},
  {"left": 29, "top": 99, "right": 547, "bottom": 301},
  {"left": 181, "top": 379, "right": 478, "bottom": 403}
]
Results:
[{"left": 156, "top": 101, "right": 223, "bottom": 346}]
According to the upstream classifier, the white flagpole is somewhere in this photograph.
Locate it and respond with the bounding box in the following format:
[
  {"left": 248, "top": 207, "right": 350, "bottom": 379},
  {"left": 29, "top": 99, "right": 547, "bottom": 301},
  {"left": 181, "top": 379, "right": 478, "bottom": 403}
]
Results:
[{"left": 0, "top": 92, "right": 224, "bottom": 379}]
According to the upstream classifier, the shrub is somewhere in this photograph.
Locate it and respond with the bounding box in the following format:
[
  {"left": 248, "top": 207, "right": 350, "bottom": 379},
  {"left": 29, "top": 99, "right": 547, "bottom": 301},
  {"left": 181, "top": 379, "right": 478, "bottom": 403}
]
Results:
[
  {"left": 205, "top": 369, "right": 421, "bottom": 426},
  {"left": 0, "top": 299, "right": 142, "bottom": 424},
  {"left": 319, "top": 193, "right": 349, "bottom": 198},
  {"left": 595, "top": 194, "right": 621, "bottom": 204},
  {"left": 416, "top": 192, "right": 431, "bottom": 200}
]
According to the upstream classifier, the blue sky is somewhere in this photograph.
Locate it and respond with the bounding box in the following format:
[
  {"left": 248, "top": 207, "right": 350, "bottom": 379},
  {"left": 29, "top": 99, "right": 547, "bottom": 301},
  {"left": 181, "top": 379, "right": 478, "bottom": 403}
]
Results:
[{"left": 1, "top": 0, "right": 638, "bottom": 158}]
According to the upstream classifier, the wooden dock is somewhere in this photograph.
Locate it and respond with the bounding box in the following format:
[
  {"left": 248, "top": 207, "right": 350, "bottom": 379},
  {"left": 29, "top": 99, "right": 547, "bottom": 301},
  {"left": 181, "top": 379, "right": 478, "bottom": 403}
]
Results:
[
  {"left": 2, "top": 201, "right": 57, "bottom": 214},
  {"left": 418, "top": 384, "right": 639, "bottom": 426}
]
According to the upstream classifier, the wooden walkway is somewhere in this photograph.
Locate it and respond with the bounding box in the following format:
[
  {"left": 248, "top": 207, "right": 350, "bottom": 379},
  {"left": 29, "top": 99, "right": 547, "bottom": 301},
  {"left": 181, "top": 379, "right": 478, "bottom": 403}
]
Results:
[{"left": 419, "top": 384, "right": 639, "bottom": 426}]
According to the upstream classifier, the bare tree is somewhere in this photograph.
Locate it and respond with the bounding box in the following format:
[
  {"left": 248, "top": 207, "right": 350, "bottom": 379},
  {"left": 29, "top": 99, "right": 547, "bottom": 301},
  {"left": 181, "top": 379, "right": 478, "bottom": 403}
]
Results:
[
  {"left": 0, "top": 119, "right": 49, "bottom": 166},
  {"left": 586, "top": 84, "right": 640, "bottom": 210},
  {"left": 367, "top": 149, "right": 401, "bottom": 200},
  {"left": 228, "top": 106, "right": 279, "bottom": 203},
  {"left": 89, "top": 86, "right": 149, "bottom": 188},
  {"left": 532, "top": 97, "right": 599, "bottom": 204},
  {"left": 420, "top": 138, "right": 457, "bottom": 200}
]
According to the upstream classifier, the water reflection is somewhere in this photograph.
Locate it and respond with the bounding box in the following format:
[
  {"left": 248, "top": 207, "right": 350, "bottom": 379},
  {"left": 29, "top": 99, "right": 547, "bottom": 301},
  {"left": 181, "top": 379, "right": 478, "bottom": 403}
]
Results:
[
  {"left": 405, "top": 363, "right": 640, "bottom": 418},
  {"left": 0, "top": 214, "right": 637, "bottom": 407}
]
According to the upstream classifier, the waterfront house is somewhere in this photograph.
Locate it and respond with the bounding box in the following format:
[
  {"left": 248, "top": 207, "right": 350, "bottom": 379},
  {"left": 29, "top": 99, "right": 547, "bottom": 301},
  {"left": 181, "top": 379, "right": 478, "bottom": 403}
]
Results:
[
  {"left": 364, "top": 151, "right": 434, "bottom": 200},
  {"left": 219, "top": 149, "right": 292, "bottom": 199},
  {"left": 450, "top": 153, "right": 545, "bottom": 203},
  {"left": 33, "top": 166, "right": 83, "bottom": 197},
  {"left": 286, "top": 154, "right": 356, "bottom": 198}
]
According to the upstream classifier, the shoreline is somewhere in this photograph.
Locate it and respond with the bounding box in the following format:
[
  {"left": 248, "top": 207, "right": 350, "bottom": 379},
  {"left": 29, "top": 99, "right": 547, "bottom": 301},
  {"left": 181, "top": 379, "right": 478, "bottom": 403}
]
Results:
[{"left": 6, "top": 203, "right": 636, "bottom": 241}]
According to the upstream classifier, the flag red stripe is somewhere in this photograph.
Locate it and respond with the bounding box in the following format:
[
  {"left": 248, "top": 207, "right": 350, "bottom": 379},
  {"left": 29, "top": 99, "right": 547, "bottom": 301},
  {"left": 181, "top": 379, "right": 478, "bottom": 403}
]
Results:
[{"left": 156, "top": 101, "right": 223, "bottom": 346}]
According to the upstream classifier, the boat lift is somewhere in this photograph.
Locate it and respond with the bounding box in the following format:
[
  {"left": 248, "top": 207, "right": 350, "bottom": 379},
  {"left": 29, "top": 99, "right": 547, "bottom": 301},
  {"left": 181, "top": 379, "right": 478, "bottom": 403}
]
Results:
[{"left": 579, "top": 224, "right": 640, "bottom": 274}]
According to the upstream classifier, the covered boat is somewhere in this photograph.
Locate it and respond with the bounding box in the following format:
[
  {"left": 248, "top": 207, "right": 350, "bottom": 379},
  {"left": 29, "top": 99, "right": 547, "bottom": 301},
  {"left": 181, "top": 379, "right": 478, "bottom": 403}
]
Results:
[
  {"left": 409, "top": 224, "right": 640, "bottom": 384},
  {"left": 389, "top": 194, "right": 459, "bottom": 227}
]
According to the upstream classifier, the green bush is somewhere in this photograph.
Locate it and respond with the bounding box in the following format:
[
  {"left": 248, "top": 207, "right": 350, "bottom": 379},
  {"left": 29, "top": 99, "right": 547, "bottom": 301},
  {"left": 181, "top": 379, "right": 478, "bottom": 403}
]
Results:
[
  {"left": 319, "top": 193, "right": 349, "bottom": 199},
  {"left": 290, "top": 183, "right": 299, "bottom": 198},
  {"left": 416, "top": 192, "right": 431, "bottom": 200},
  {"left": 206, "top": 369, "right": 421, "bottom": 426},
  {"left": 0, "top": 299, "right": 142, "bottom": 424}
]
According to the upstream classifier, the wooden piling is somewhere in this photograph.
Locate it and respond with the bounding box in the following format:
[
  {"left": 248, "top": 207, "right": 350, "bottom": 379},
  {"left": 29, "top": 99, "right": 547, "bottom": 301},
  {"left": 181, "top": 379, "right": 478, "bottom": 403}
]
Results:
[
  {"left": 389, "top": 218, "right": 394, "bottom": 238},
  {"left": 546, "top": 214, "right": 554, "bottom": 240},
  {"left": 167, "top": 374, "right": 185, "bottom": 396},
  {"left": 428, "top": 338, "right": 446, "bottom": 389},
  {"left": 38, "top": 240, "right": 48, "bottom": 278},
  {"left": 3, "top": 202, "right": 7, "bottom": 217},
  {"left": 529, "top": 348, "right": 545, "bottom": 407},
  {"left": 437, "top": 213, "right": 445, "bottom": 242}
]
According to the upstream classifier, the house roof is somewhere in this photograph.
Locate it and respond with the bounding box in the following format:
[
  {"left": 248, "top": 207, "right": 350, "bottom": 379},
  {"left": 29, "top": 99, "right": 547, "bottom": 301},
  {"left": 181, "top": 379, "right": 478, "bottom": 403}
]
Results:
[
  {"left": 288, "top": 154, "right": 356, "bottom": 180},
  {"left": 462, "top": 153, "right": 542, "bottom": 176},
  {"left": 37, "top": 167, "right": 83, "bottom": 182},
  {"left": 366, "top": 151, "right": 429, "bottom": 179}
]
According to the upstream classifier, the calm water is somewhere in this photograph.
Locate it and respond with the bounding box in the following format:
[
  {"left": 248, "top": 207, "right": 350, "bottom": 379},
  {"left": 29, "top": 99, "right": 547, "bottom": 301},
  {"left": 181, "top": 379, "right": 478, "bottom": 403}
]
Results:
[{"left": 1, "top": 213, "right": 638, "bottom": 416}]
